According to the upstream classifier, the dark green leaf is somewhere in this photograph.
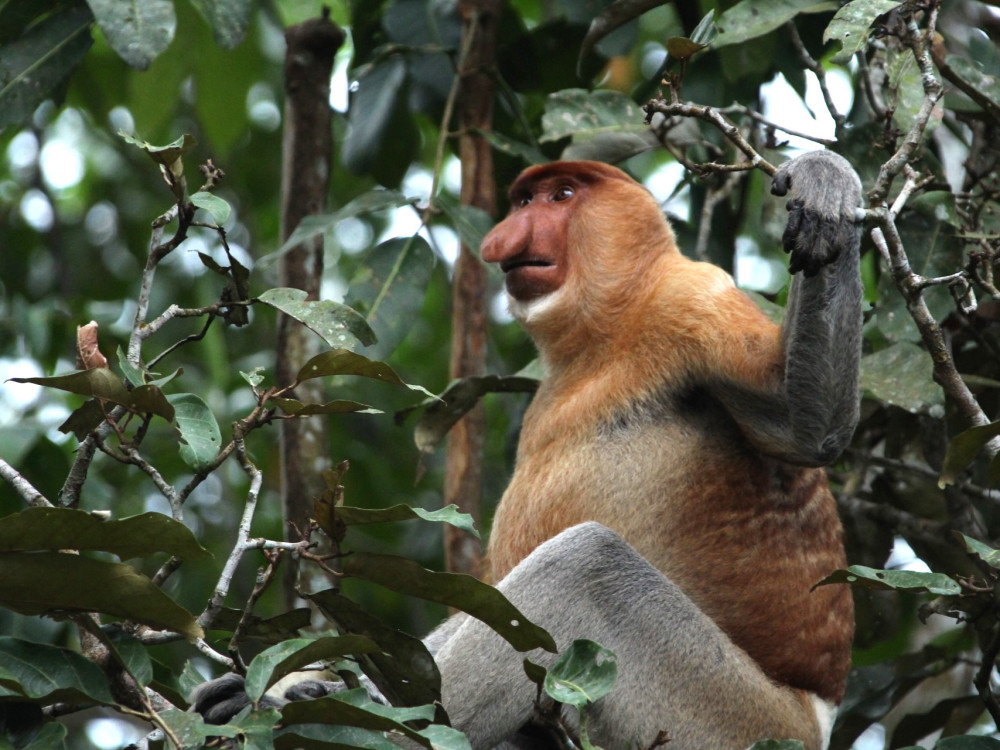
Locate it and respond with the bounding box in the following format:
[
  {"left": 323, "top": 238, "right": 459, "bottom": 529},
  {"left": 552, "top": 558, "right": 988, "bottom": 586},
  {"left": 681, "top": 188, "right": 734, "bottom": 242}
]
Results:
[
  {"left": 0, "top": 552, "right": 204, "bottom": 640},
  {"left": 540, "top": 89, "right": 647, "bottom": 144},
  {"left": 295, "top": 349, "right": 432, "bottom": 399},
  {"left": 168, "top": 393, "right": 222, "bottom": 469},
  {"left": 342, "top": 57, "right": 408, "bottom": 177},
  {"left": 816, "top": 565, "right": 961, "bottom": 596},
  {"left": 308, "top": 590, "right": 441, "bottom": 708},
  {"left": 578, "top": 0, "right": 663, "bottom": 75},
  {"left": 267, "top": 397, "right": 379, "bottom": 416},
  {"left": 244, "top": 636, "right": 381, "bottom": 702},
  {"left": 274, "top": 190, "right": 411, "bottom": 258},
  {"left": 0, "top": 507, "right": 208, "bottom": 560},
  {"left": 110, "top": 634, "right": 153, "bottom": 687},
  {"left": 11, "top": 368, "right": 175, "bottom": 422},
  {"left": 939, "top": 421, "right": 1000, "bottom": 488},
  {"left": 823, "top": 0, "right": 903, "bottom": 63},
  {"left": 279, "top": 689, "right": 435, "bottom": 748},
  {"left": 0, "top": 636, "right": 115, "bottom": 705},
  {"left": 87, "top": 0, "right": 174, "bottom": 69},
  {"left": 208, "top": 607, "right": 313, "bottom": 642},
  {"left": 543, "top": 640, "right": 617, "bottom": 710},
  {"left": 259, "top": 288, "right": 376, "bottom": 350},
  {"left": 666, "top": 37, "right": 707, "bottom": 61},
  {"left": 275, "top": 724, "right": 402, "bottom": 750},
  {"left": 345, "top": 236, "right": 435, "bottom": 361},
  {"left": 412, "top": 375, "right": 539, "bottom": 457},
  {"left": 936, "top": 738, "right": 1000, "bottom": 749},
  {"left": 188, "top": 0, "right": 251, "bottom": 48},
  {"left": 0, "top": 3, "right": 93, "bottom": 132},
  {"left": 748, "top": 742, "right": 805, "bottom": 750},
  {"left": 343, "top": 553, "right": 556, "bottom": 653},
  {"left": 715, "top": 0, "right": 838, "bottom": 49},
  {"left": 860, "top": 344, "right": 943, "bottom": 414},
  {"left": 479, "top": 131, "right": 547, "bottom": 166},
  {"left": 434, "top": 196, "right": 495, "bottom": 255},
  {"left": 335, "top": 503, "right": 479, "bottom": 539},
  {"left": 157, "top": 706, "right": 240, "bottom": 746}
]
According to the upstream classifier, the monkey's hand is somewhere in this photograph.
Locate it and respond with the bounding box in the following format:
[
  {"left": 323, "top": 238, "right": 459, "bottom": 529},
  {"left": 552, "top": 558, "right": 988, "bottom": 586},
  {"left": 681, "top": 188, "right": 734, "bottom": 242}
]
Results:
[
  {"left": 190, "top": 672, "right": 384, "bottom": 724},
  {"left": 771, "top": 150, "right": 863, "bottom": 277}
]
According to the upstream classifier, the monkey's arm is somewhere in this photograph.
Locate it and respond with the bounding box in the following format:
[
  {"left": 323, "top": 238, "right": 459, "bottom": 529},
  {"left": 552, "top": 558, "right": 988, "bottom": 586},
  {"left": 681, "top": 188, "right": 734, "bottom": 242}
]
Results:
[{"left": 710, "top": 150, "right": 863, "bottom": 466}]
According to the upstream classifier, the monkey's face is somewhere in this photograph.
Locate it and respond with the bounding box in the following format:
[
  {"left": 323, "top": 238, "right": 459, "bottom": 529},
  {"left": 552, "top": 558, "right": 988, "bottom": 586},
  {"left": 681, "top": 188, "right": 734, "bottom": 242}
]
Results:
[{"left": 480, "top": 173, "right": 575, "bottom": 304}]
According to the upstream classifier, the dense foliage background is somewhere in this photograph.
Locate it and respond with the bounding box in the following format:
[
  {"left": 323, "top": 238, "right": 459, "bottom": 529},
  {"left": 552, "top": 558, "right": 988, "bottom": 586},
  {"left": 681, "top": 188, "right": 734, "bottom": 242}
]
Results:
[{"left": 4, "top": 0, "right": 1000, "bottom": 748}]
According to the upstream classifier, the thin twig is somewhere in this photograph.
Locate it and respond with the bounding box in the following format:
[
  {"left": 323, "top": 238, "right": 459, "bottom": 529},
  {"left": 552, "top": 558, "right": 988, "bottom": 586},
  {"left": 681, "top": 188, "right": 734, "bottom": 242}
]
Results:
[{"left": 0, "top": 457, "right": 53, "bottom": 507}]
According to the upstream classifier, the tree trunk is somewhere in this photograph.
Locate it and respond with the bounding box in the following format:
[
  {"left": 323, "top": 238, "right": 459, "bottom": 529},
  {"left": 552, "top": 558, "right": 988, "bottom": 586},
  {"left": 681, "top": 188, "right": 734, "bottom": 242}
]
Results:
[
  {"left": 443, "top": 0, "right": 505, "bottom": 578},
  {"left": 278, "top": 11, "right": 344, "bottom": 600}
]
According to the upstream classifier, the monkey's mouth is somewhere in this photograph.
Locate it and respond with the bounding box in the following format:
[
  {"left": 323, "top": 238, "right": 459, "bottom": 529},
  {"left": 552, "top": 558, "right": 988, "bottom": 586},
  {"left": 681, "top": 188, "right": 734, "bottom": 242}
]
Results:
[{"left": 499, "top": 258, "right": 554, "bottom": 273}]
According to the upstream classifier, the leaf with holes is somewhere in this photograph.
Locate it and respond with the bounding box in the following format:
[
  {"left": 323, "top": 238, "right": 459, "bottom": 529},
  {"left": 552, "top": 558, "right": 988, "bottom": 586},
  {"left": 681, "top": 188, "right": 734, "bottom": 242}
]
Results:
[{"left": 168, "top": 393, "right": 222, "bottom": 469}]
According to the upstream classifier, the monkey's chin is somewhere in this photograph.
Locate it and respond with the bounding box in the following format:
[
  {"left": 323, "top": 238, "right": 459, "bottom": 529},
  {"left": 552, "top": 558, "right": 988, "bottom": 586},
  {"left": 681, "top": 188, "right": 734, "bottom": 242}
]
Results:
[{"left": 507, "top": 290, "right": 565, "bottom": 325}]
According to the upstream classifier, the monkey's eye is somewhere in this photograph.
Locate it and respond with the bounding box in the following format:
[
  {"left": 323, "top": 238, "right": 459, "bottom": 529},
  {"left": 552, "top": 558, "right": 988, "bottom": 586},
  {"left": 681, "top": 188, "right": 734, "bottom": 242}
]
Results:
[
  {"left": 552, "top": 186, "right": 575, "bottom": 202},
  {"left": 517, "top": 195, "right": 533, "bottom": 208}
]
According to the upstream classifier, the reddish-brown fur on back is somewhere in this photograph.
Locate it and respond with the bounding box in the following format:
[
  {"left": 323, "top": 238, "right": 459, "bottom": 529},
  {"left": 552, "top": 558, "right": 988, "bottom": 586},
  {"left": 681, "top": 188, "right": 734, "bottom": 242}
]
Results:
[{"left": 482, "top": 161, "right": 854, "bottom": 705}]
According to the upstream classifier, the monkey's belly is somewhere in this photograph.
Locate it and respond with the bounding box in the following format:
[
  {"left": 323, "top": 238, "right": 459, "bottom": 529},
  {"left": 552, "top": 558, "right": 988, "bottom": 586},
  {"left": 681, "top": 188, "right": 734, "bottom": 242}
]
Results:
[{"left": 488, "top": 419, "right": 852, "bottom": 702}]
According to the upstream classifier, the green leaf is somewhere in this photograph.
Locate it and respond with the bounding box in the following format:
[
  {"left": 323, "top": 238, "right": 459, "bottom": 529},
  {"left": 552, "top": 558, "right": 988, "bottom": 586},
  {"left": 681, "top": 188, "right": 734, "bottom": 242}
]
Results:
[
  {"left": 860, "top": 344, "right": 943, "bottom": 414},
  {"left": 110, "top": 634, "right": 153, "bottom": 687},
  {"left": 86, "top": 0, "right": 175, "bottom": 70},
  {"left": 0, "top": 3, "right": 93, "bottom": 133},
  {"left": 345, "top": 236, "right": 435, "bottom": 361},
  {"left": 188, "top": 0, "right": 252, "bottom": 49},
  {"left": 415, "top": 724, "right": 472, "bottom": 750},
  {"left": 342, "top": 57, "right": 414, "bottom": 185},
  {"left": 0, "top": 636, "right": 115, "bottom": 706},
  {"left": 959, "top": 534, "right": 1000, "bottom": 570},
  {"left": 936, "top": 738, "right": 1000, "bottom": 750},
  {"left": 241, "top": 367, "right": 266, "bottom": 388},
  {"left": 0, "top": 507, "right": 209, "bottom": 560},
  {"left": 295, "top": 349, "right": 433, "bottom": 399},
  {"left": 274, "top": 189, "right": 411, "bottom": 258},
  {"left": 578, "top": 0, "right": 662, "bottom": 75},
  {"left": 168, "top": 393, "right": 222, "bottom": 469},
  {"left": 343, "top": 553, "right": 556, "bottom": 653},
  {"left": 335, "top": 503, "right": 480, "bottom": 539},
  {"left": 279, "top": 689, "right": 436, "bottom": 748},
  {"left": 434, "top": 196, "right": 495, "bottom": 255},
  {"left": 0, "top": 552, "right": 204, "bottom": 640},
  {"left": 258, "top": 288, "right": 376, "bottom": 350},
  {"left": 11, "top": 368, "right": 176, "bottom": 422},
  {"left": 939, "top": 420, "right": 1000, "bottom": 488},
  {"left": 714, "top": 0, "right": 838, "bottom": 48},
  {"left": 816, "top": 565, "right": 961, "bottom": 596},
  {"left": 543, "top": 640, "right": 617, "bottom": 710},
  {"left": 190, "top": 191, "right": 232, "bottom": 224},
  {"left": 540, "top": 89, "right": 647, "bottom": 144},
  {"left": 275, "top": 724, "right": 404, "bottom": 750},
  {"left": 157, "top": 706, "right": 241, "bottom": 746},
  {"left": 479, "top": 130, "right": 547, "bottom": 166},
  {"left": 823, "top": 0, "right": 903, "bottom": 63},
  {"left": 411, "top": 375, "right": 539, "bottom": 457},
  {"left": 117, "top": 346, "right": 146, "bottom": 387},
  {"left": 119, "top": 131, "right": 198, "bottom": 167},
  {"left": 267, "top": 397, "right": 379, "bottom": 416},
  {"left": 19, "top": 721, "right": 67, "bottom": 750},
  {"left": 308, "top": 590, "right": 441, "bottom": 708},
  {"left": 244, "top": 636, "right": 381, "bottom": 703}
]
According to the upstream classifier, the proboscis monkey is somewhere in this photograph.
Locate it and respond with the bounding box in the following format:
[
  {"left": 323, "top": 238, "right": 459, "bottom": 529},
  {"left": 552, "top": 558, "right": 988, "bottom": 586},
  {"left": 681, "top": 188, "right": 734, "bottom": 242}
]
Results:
[{"left": 194, "top": 151, "right": 863, "bottom": 750}]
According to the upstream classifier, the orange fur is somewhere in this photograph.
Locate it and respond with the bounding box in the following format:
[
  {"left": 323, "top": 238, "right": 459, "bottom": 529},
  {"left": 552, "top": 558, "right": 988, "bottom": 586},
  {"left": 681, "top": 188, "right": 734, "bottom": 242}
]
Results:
[{"left": 482, "top": 161, "right": 853, "bottom": 706}]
